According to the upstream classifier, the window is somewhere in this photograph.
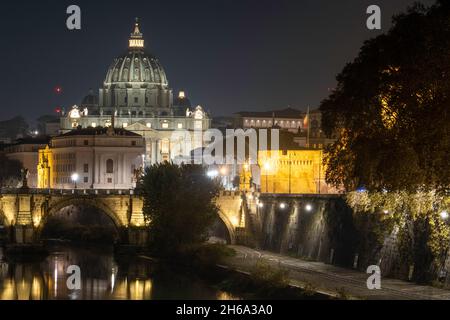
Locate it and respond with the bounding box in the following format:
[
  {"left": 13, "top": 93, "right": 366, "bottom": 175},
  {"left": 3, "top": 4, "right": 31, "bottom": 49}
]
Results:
[
  {"left": 145, "top": 97, "right": 148, "bottom": 103},
  {"left": 134, "top": 97, "right": 138, "bottom": 103},
  {"left": 123, "top": 123, "right": 128, "bottom": 128},
  {"left": 131, "top": 141, "right": 136, "bottom": 146},
  {"left": 84, "top": 140, "right": 89, "bottom": 146},
  {"left": 84, "top": 177, "right": 88, "bottom": 183},
  {"left": 91, "top": 122, "right": 97, "bottom": 128},
  {"left": 107, "top": 178, "right": 112, "bottom": 183},
  {"left": 177, "top": 123, "right": 183, "bottom": 129},
  {"left": 106, "top": 159, "right": 114, "bottom": 173},
  {"left": 83, "top": 164, "right": 89, "bottom": 173},
  {"left": 146, "top": 123, "right": 152, "bottom": 128},
  {"left": 162, "top": 122, "right": 169, "bottom": 129}
]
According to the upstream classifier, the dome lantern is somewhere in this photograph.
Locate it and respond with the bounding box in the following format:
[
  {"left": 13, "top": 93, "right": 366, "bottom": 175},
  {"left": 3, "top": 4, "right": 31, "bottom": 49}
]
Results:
[{"left": 129, "top": 18, "right": 144, "bottom": 49}]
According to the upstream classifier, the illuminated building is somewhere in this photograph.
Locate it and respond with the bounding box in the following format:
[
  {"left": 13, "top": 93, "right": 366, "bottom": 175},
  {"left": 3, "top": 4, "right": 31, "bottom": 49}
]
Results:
[
  {"left": 233, "top": 108, "right": 336, "bottom": 149},
  {"left": 59, "top": 19, "right": 210, "bottom": 165},
  {"left": 234, "top": 107, "right": 305, "bottom": 133},
  {"left": 37, "top": 127, "right": 144, "bottom": 189},
  {"left": 255, "top": 149, "right": 340, "bottom": 194}
]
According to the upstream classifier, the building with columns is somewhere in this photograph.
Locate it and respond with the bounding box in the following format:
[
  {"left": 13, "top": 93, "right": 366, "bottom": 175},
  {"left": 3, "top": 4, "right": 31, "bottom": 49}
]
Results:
[
  {"left": 59, "top": 19, "right": 211, "bottom": 165},
  {"left": 37, "top": 127, "right": 145, "bottom": 190}
]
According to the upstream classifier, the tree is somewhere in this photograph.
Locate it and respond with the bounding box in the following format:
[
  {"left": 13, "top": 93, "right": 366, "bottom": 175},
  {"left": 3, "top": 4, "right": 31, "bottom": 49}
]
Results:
[
  {"left": 0, "top": 154, "right": 22, "bottom": 188},
  {"left": 141, "top": 162, "right": 221, "bottom": 257},
  {"left": 320, "top": 1, "right": 449, "bottom": 193},
  {"left": 320, "top": 1, "right": 450, "bottom": 283},
  {"left": 0, "top": 116, "right": 29, "bottom": 140}
]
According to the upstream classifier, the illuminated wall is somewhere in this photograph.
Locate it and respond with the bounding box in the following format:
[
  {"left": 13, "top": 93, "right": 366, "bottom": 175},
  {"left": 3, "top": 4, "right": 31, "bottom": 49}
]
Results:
[
  {"left": 257, "top": 149, "right": 335, "bottom": 194},
  {"left": 37, "top": 146, "right": 53, "bottom": 189}
]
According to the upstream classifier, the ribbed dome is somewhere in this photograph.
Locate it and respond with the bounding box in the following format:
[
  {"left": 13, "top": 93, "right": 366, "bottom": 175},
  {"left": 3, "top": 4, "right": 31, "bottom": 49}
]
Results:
[
  {"left": 104, "top": 51, "right": 168, "bottom": 86},
  {"left": 103, "top": 19, "right": 168, "bottom": 87}
]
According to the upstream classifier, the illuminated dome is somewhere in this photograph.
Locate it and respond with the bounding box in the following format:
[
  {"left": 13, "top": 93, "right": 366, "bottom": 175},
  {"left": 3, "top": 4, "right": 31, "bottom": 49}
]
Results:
[
  {"left": 104, "top": 21, "right": 168, "bottom": 87},
  {"left": 99, "top": 19, "right": 173, "bottom": 112}
]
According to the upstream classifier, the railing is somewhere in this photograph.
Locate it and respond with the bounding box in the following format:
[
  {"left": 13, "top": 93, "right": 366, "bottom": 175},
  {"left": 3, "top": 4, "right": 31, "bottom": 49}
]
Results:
[{"left": 0, "top": 188, "right": 140, "bottom": 196}]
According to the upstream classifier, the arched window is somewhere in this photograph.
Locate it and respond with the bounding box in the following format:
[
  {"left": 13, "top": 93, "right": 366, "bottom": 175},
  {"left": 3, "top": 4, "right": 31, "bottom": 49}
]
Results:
[{"left": 106, "top": 159, "right": 114, "bottom": 173}]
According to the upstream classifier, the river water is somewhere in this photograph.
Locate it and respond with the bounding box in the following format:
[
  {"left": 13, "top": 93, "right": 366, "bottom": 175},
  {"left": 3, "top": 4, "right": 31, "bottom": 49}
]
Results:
[{"left": 0, "top": 245, "right": 240, "bottom": 300}]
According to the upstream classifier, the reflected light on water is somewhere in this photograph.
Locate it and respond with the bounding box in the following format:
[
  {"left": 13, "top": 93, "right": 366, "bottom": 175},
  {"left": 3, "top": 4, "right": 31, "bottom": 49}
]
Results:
[
  {"left": 216, "top": 291, "right": 241, "bottom": 300},
  {"left": 129, "top": 279, "right": 152, "bottom": 300},
  {"left": 54, "top": 260, "right": 58, "bottom": 298},
  {"left": 0, "top": 246, "right": 239, "bottom": 300},
  {"left": 1, "top": 280, "right": 15, "bottom": 300},
  {"left": 111, "top": 267, "right": 116, "bottom": 293}
]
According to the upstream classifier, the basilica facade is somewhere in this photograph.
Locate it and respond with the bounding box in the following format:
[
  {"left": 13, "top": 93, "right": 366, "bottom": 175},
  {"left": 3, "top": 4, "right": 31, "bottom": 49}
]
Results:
[{"left": 59, "top": 19, "right": 211, "bottom": 165}]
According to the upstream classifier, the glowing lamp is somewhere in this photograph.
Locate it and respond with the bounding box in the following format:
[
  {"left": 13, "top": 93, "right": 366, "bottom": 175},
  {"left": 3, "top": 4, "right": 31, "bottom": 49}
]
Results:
[
  {"left": 220, "top": 166, "right": 228, "bottom": 176},
  {"left": 71, "top": 173, "right": 79, "bottom": 182}
]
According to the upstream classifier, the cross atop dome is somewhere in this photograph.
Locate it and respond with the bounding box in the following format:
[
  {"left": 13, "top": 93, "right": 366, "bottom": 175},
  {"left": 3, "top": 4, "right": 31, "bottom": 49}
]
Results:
[{"left": 129, "top": 18, "right": 144, "bottom": 49}]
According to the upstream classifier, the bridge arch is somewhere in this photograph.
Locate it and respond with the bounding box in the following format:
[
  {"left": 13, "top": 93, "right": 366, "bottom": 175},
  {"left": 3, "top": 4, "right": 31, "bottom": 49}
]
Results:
[
  {"left": 216, "top": 210, "right": 236, "bottom": 245},
  {"left": 40, "top": 196, "right": 125, "bottom": 230},
  {"left": 0, "top": 209, "right": 6, "bottom": 227}
]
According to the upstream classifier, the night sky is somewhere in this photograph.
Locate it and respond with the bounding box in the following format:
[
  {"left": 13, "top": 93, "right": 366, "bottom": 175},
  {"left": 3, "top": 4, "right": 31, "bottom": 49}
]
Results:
[{"left": 0, "top": 0, "right": 436, "bottom": 123}]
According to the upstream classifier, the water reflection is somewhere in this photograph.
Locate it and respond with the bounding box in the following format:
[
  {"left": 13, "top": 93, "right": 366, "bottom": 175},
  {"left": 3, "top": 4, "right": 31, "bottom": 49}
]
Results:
[{"left": 0, "top": 246, "right": 239, "bottom": 300}]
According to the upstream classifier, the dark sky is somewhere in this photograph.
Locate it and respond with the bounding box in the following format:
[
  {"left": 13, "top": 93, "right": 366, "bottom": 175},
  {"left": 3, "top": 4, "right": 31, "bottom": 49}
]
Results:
[{"left": 0, "top": 0, "right": 436, "bottom": 123}]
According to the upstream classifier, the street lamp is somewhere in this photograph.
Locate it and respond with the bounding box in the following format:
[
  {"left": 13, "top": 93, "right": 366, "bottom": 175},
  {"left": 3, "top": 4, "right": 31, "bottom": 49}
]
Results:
[
  {"left": 71, "top": 173, "right": 79, "bottom": 189},
  {"left": 279, "top": 202, "right": 286, "bottom": 209},
  {"left": 220, "top": 166, "right": 228, "bottom": 176},
  {"left": 441, "top": 211, "right": 449, "bottom": 220},
  {"left": 207, "top": 169, "right": 218, "bottom": 178},
  {"left": 305, "top": 204, "right": 312, "bottom": 212}
]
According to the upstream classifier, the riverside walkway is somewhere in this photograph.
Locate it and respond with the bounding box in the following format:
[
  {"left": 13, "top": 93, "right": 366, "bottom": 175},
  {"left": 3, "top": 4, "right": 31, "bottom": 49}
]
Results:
[{"left": 225, "top": 245, "right": 450, "bottom": 300}]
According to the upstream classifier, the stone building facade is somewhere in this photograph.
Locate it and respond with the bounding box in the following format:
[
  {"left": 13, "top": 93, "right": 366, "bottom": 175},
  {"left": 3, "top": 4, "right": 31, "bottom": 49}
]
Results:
[
  {"left": 37, "top": 127, "right": 145, "bottom": 190},
  {"left": 59, "top": 19, "right": 211, "bottom": 165}
]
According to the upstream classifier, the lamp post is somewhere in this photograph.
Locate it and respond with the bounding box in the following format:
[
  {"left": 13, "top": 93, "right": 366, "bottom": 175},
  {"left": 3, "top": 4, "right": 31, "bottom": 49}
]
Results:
[{"left": 71, "top": 173, "right": 79, "bottom": 189}]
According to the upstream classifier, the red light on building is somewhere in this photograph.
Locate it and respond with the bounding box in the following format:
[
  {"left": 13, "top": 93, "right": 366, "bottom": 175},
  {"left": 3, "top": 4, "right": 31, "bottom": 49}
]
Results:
[
  {"left": 54, "top": 86, "right": 63, "bottom": 94},
  {"left": 55, "top": 107, "right": 61, "bottom": 113}
]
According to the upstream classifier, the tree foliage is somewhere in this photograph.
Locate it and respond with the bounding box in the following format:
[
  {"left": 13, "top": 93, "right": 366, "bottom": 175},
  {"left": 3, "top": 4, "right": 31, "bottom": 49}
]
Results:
[
  {"left": 141, "top": 162, "right": 221, "bottom": 257},
  {"left": 0, "top": 116, "right": 29, "bottom": 140},
  {"left": 321, "top": 1, "right": 450, "bottom": 283},
  {"left": 320, "top": 1, "right": 450, "bottom": 193},
  {"left": 347, "top": 191, "right": 449, "bottom": 282},
  {"left": 0, "top": 153, "right": 22, "bottom": 188}
]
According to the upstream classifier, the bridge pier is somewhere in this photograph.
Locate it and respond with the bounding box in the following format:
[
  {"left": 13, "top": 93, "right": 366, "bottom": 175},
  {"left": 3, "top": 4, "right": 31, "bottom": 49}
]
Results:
[
  {"left": 128, "top": 227, "right": 149, "bottom": 246},
  {"left": 13, "top": 225, "right": 35, "bottom": 244}
]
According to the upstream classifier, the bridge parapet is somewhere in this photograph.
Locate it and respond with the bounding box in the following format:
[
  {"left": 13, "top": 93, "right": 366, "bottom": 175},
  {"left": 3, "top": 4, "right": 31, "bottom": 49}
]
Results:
[{"left": 1, "top": 188, "right": 136, "bottom": 196}]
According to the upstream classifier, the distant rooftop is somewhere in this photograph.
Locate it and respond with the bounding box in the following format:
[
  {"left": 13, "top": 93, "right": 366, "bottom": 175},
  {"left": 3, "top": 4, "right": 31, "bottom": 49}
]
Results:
[
  {"left": 58, "top": 127, "right": 142, "bottom": 137},
  {"left": 235, "top": 107, "right": 305, "bottom": 118}
]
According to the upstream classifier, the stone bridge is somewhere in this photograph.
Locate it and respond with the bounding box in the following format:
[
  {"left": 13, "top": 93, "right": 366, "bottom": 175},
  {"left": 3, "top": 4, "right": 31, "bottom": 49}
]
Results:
[{"left": 0, "top": 189, "right": 246, "bottom": 246}]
